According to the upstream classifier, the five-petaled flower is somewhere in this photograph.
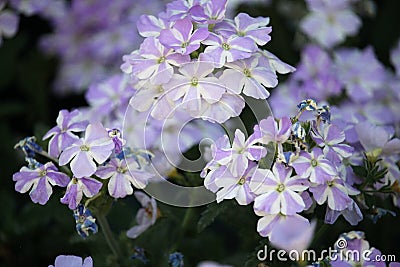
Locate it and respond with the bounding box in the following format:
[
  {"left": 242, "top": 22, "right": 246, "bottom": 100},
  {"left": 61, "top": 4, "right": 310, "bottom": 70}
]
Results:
[{"left": 59, "top": 123, "right": 115, "bottom": 178}]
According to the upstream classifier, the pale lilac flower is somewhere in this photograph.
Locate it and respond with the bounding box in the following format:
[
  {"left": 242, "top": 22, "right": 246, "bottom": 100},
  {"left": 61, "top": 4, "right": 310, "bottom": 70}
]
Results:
[
  {"left": 227, "top": 129, "right": 266, "bottom": 176},
  {"left": 48, "top": 255, "right": 93, "bottom": 267},
  {"left": 43, "top": 109, "right": 88, "bottom": 158},
  {"left": 202, "top": 33, "right": 257, "bottom": 67},
  {"left": 0, "top": 5, "right": 19, "bottom": 46},
  {"left": 160, "top": 18, "right": 209, "bottom": 55},
  {"left": 334, "top": 47, "right": 385, "bottom": 102},
  {"left": 256, "top": 212, "right": 309, "bottom": 238},
  {"left": 355, "top": 121, "right": 400, "bottom": 158},
  {"left": 85, "top": 74, "right": 135, "bottom": 119},
  {"left": 122, "top": 37, "right": 190, "bottom": 85},
  {"left": 293, "top": 45, "right": 342, "bottom": 100},
  {"left": 311, "top": 122, "right": 354, "bottom": 164},
  {"left": 13, "top": 162, "right": 70, "bottom": 205},
  {"left": 219, "top": 55, "right": 277, "bottom": 99},
  {"left": 126, "top": 191, "right": 158, "bottom": 239},
  {"left": 300, "top": 0, "right": 361, "bottom": 48},
  {"left": 190, "top": 0, "right": 227, "bottom": 24},
  {"left": 269, "top": 219, "right": 316, "bottom": 253},
  {"left": 257, "top": 116, "right": 292, "bottom": 146},
  {"left": 258, "top": 50, "right": 296, "bottom": 75},
  {"left": 59, "top": 123, "right": 114, "bottom": 178},
  {"left": 61, "top": 177, "right": 102, "bottom": 210},
  {"left": 165, "top": 59, "right": 225, "bottom": 113},
  {"left": 96, "top": 158, "right": 153, "bottom": 198},
  {"left": 137, "top": 14, "right": 171, "bottom": 37},
  {"left": 189, "top": 91, "right": 245, "bottom": 123},
  {"left": 215, "top": 13, "right": 272, "bottom": 46},
  {"left": 215, "top": 161, "right": 257, "bottom": 205},
  {"left": 309, "top": 176, "right": 354, "bottom": 211},
  {"left": 251, "top": 163, "right": 309, "bottom": 215},
  {"left": 292, "top": 148, "right": 337, "bottom": 184},
  {"left": 165, "top": 0, "right": 199, "bottom": 21},
  {"left": 325, "top": 199, "right": 363, "bottom": 226}
]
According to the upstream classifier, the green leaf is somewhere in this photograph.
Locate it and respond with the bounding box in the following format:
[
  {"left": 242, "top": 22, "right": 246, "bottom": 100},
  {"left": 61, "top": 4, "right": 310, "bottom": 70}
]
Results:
[
  {"left": 197, "top": 200, "right": 234, "bottom": 233},
  {"left": 351, "top": 165, "right": 367, "bottom": 178}
]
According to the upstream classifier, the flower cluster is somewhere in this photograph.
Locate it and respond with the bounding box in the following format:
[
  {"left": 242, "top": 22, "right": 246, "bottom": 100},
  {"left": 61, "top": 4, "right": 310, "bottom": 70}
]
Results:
[
  {"left": 12, "top": 108, "right": 156, "bottom": 239},
  {"left": 202, "top": 99, "right": 363, "bottom": 241},
  {"left": 121, "top": 0, "right": 294, "bottom": 123}
]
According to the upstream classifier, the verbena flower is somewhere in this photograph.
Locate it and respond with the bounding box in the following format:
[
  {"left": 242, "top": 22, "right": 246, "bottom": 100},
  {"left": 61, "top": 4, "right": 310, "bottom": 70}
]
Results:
[
  {"left": 251, "top": 163, "right": 309, "bottom": 215},
  {"left": 13, "top": 162, "right": 69, "bottom": 205},
  {"left": 215, "top": 13, "right": 272, "bottom": 46},
  {"left": 300, "top": 0, "right": 361, "bottom": 48},
  {"left": 215, "top": 161, "right": 257, "bottom": 205},
  {"left": 14, "top": 136, "right": 43, "bottom": 158},
  {"left": 137, "top": 14, "right": 171, "bottom": 38},
  {"left": 59, "top": 123, "right": 114, "bottom": 178},
  {"left": 126, "top": 192, "right": 158, "bottom": 239},
  {"left": 202, "top": 32, "right": 257, "bottom": 67},
  {"left": 73, "top": 204, "right": 98, "bottom": 238},
  {"left": 255, "top": 212, "right": 309, "bottom": 238},
  {"left": 48, "top": 255, "right": 93, "bottom": 267},
  {"left": 325, "top": 199, "right": 363, "bottom": 226},
  {"left": 122, "top": 37, "right": 190, "bottom": 85},
  {"left": 96, "top": 157, "right": 154, "bottom": 198},
  {"left": 292, "top": 147, "right": 337, "bottom": 184},
  {"left": 219, "top": 55, "right": 277, "bottom": 99},
  {"left": 159, "top": 18, "right": 209, "bottom": 55},
  {"left": 311, "top": 122, "right": 353, "bottom": 164},
  {"left": 309, "top": 176, "right": 354, "bottom": 211},
  {"left": 43, "top": 109, "right": 88, "bottom": 158},
  {"left": 190, "top": 0, "right": 227, "bottom": 24},
  {"left": 131, "top": 246, "right": 148, "bottom": 264},
  {"left": 61, "top": 177, "right": 102, "bottom": 210}
]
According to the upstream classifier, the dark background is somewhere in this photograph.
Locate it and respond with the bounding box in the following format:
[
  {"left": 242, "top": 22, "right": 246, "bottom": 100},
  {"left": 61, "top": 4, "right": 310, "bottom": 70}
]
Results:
[{"left": 1, "top": 0, "right": 400, "bottom": 266}]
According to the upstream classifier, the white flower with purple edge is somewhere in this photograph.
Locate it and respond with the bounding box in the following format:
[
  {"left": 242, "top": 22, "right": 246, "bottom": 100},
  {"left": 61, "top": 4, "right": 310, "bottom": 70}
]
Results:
[
  {"left": 255, "top": 212, "right": 309, "bottom": 239},
  {"left": 219, "top": 55, "right": 278, "bottom": 99},
  {"left": 13, "top": 162, "right": 70, "bottom": 205},
  {"left": 311, "top": 122, "right": 354, "bottom": 164},
  {"left": 215, "top": 13, "right": 272, "bottom": 46},
  {"left": 122, "top": 37, "right": 190, "bottom": 85},
  {"left": 126, "top": 191, "right": 159, "bottom": 239},
  {"left": 43, "top": 109, "right": 88, "bottom": 158},
  {"left": 202, "top": 32, "right": 257, "bottom": 68},
  {"left": 292, "top": 147, "right": 337, "bottom": 184},
  {"left": 189, "top": 0, "right": 227, "bottom": 24},
  {"left": 96, "top": 157, "right": 154, "bottom": 198},
  {"left": 250, "top": 163, "right": 309, "bottom": 215},
  {"left": 257, "top": 116, "right": 292, "bottom": 147},
  {"left": 159, "top": 18, "right": 209, "bottom": 55},
  {"left": 165, "top": 59, "right": 225, "bottom": 113},
  {"left": 214, "top": 161, "right": 258, "bottom": 205},
  {"left": 61, "top": 177, "right": 103, "bottom": 210},
  {"left": 309, "top": 175, "right": 357, "bottom": 211},
  {"left": 59, "top": 122, "right": 115, "bottom": 178}
]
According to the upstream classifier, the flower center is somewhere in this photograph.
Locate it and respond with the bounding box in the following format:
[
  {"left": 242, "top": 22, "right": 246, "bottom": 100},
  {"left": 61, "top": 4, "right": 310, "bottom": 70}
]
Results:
[
  {"left": 191, "top": 77, "right": 199, "bottom": 86},
  {"left": 276, "top": 183, "right": 285, "bottom": 192},
  {"left": 237, "top": 31, "right": 246, "bottom": 37},
  {"left": 238, "top": 177, "right": 246, "bottom": 185},
  {"left": 327, "top": 181, "right": 334, "bottom": 187},
  {"left": 311, "top": 158, "right": 318, "bottom": 167},
  {"left": 181, "top": 41, "right": 189, "bottom": 48},
  {"left": 243, "top": 68, "right": 251, "bottom": 77},
  {"left": 158, "top": 56, "right": 166, "bottom": 63},
  {"left": 39, "top": 170, "right": 47, "bottom": 177},
  {"left": 80, "top": 144, "right": 90, "bottom": 151},
  {"left": 117, "top": 166, "right": 126, "bottom": 174},
  {"left": 222, "top": 43, "right": 230, "bottom": 50}
]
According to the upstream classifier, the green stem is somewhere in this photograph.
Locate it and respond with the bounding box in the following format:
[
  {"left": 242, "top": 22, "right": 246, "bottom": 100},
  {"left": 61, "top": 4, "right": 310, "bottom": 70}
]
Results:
[
  {"left": 311, "top": 222, "right": 329, "bottom": 248},
  {"left": 97, "top": 214, "right": 123, "bottom": 264},
  {"left": 37, "top": 150, "right": 73, "bottom": 176}
]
